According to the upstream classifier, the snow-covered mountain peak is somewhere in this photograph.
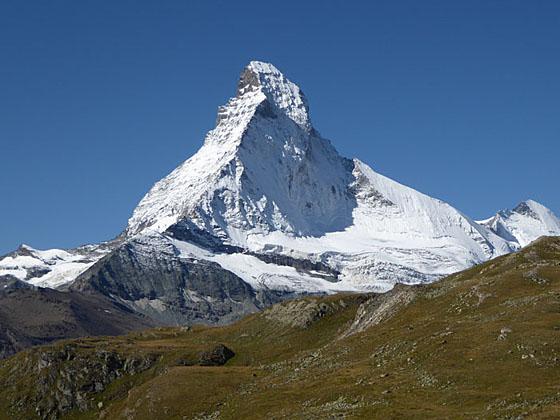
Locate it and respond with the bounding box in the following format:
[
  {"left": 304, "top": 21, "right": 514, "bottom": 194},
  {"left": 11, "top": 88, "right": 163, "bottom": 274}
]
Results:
[
  {"left": 0, "top": 243, "right": 110, "bottom": 288},
  {"left": 127, "top": 61, "right": 346, "bottom": 237},
  {"left": 236, "top": 61, "right": 311, "bottom": 131},
  {"left": 203, "top": 61, "right": 311, "bottom": 151},
  {"left": 3, "top": 61, "right": 559, "bottom": 327},
  {"left": 13, "top": 244, "right": 34, "bottom": 256},
  {"left": 117, "top": 62, "right": 556, "bottom": 294},
  {"left": 479, "top": 199, "right": 560, "bottom": 248},
  {"left": 512, "top": 200, "right": 547, "bottom": 219}
]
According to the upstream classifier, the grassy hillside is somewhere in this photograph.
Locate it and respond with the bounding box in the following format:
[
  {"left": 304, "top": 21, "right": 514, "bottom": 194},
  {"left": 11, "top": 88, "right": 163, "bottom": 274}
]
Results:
[{"left": 1, "top": 237, "right": 559, "bottom": 419}]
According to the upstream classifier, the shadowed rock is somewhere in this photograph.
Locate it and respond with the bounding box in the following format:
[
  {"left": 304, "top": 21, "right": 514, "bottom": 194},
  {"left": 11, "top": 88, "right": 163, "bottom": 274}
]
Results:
[{"left": 198, "top": 344, "right": 235, "bottom": 366}]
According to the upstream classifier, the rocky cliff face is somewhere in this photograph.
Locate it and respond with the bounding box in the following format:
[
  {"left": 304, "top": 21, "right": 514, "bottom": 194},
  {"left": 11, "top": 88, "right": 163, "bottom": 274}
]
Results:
[
  {"left": 71, "top": 233, "right": 285, "bottom": 325},
  {"left": 5, "top": 342, "right": 159, "bottom": 419}
]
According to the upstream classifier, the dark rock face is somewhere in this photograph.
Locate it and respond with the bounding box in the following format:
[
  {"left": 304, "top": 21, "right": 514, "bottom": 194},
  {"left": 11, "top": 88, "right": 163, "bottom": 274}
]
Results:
[
  {"left": 0, "top": 277, "right": 154, "bottom": 360},
  {"left": 198, "top": 344, "right": 235, "bottom": 366},
  {"left": 166, "top": 221, "right": 244, "bottom": 254},
  {"left": 71, "top": 234, "right": 284, "bottom": 325},
  {"left": 513, "top": 202, "right": 539, "bottom": 219},
  {"left": 167, "top": 221, "right": 339, "bottom": 281},
  {"left": 0, "top": 275, "right": 30, "bottom": 294},
  {"left": 24, "top": 267, "right": 51, "bottom": 281},
  {"left": 350, "top": 166, "right": 395, "bottom": 208},
  {"left": 0, "top": 232, "right": 292, "bottom": 358},
  {"left": 237, "top": 66, "right": 261, "bottom": 96},
  {"left": 249, "top": 252, "right": 340, "bottom": 282}
]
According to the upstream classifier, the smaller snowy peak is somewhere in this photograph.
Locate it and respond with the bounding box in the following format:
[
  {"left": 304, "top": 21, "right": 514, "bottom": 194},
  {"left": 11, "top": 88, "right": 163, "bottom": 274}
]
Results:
[
  {"left": 479, "top": 200, "right": 560, "bottom": 247},
  {"left": 0, "top": 243, "right": 111, "bottom": 288},
  {"left": 11, "top": 244, "right": 35, "bottom": 257},
  {"left": 236, "top": 61, "right": 311, "bottom": 131}
]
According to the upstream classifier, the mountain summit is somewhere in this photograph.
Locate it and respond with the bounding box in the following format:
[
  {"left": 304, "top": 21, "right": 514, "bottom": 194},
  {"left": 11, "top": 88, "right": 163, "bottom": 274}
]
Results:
[
  {"left": 125, "top": 60, "right": 356, "bottom": 239},
  {"left": 479, "top": 199, "right": 560, "bottom": 247},
  {"left": 236, "top": 61, "right": 312, "bottom": 130},
  {"left": 124, "top": 61, "right": 516, "bottom": 293},
  {"left": 1, "top": 61, "right": 559, "bottom": 327}
]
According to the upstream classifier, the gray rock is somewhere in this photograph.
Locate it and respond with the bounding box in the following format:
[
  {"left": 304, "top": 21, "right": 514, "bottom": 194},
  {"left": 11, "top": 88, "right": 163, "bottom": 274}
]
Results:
[
  {"left": 71, "top": 234, "right": 286, "bottom": 326},
  {"left": 198, "top": 344, "right": 235, "bottom": 366}
]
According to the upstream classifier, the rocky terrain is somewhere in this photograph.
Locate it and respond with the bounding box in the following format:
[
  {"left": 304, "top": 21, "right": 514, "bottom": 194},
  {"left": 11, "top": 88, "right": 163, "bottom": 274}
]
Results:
[
  {"left": 69, "top": 233, "right": 286, "bottom": 325},
  {"left": 1, "top": 236, "right": 559, "bottom": 419}
]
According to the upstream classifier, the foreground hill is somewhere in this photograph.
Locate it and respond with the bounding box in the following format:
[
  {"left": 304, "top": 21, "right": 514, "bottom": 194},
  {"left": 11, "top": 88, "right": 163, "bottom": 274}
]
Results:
[
  {"left": 1, "top": 236, "right": 559, "bottom": 419},
  {"left": 0, "top": 276, "right": 154, "bottom": 359}
]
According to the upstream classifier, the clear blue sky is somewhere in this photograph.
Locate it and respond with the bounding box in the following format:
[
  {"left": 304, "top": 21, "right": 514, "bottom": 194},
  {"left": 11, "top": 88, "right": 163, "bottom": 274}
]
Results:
[{"left": 1, "top": 1, "right": 559, "bottom": 254}]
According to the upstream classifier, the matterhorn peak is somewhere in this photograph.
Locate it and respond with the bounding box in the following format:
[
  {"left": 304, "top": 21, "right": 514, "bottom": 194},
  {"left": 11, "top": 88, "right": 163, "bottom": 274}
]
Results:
[
  {"left": 207, "top": 61, "right": 312, "bottom": 149},
  {"left": 2, "top": 61, "right": 560, "bottom": 335},
  {"left": 120, "top": 61, "right": 558, "bottom": 297},
  {"left": 235, "top": 61, "right": 311, "bottom": 131},
  {"left": 126, "top": 60, "right": 345, "bottom": 238}
]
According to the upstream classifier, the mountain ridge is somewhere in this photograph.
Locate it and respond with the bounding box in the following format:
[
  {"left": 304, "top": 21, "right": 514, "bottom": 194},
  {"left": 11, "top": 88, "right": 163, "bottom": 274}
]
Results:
[{"left": 1, "top": 61, "right": 559, "bottom": 330}]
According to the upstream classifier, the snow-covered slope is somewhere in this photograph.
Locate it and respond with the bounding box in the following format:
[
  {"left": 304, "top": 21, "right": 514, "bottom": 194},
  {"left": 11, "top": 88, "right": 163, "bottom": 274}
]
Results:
[
  {"left": 123, "top": 61, "right": 518, "bottom": 292},
  {"left": 478, "top": 200, "right": 560, "bottom": 248},
  {"left": 0, "top": 244, "right": 109, "bottom": 288}
]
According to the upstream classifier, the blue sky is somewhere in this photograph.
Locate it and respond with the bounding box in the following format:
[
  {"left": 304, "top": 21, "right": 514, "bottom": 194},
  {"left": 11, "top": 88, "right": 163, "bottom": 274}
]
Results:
[{"left": 1, "top": 1, "right": 559, "bottom": 254}]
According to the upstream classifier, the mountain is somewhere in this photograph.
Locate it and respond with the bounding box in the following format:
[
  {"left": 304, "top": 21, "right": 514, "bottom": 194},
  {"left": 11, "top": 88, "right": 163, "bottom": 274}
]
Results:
[
  {"left": 119, "top": 60, "right": 517, "bottom": 293},
  {"left": 69, "top": 232, "right": 286, "bottom": 325},
  {"left": 0, "top": 243, "right": 112, "bottom": 289},
  {"left": 1, "top": 236, "right": 559, "bottom": 419},
  {"left": 0, "top": 61, "right": 559, "bottom": 329},
  {"left": 0, "top": 275, "right": 154, "bottom": 359},
  {"left": 478, "top": 199, "right": 560, "bottom": 248}
]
